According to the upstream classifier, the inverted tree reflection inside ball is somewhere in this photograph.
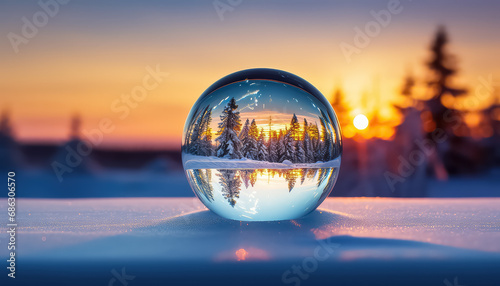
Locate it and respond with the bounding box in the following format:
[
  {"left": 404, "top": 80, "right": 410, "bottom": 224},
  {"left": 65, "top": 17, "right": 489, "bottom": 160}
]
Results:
[
  {"left": 182, "top": 70, "right": 342, "bottom": 221},
  {"left": 187, "top": 168, "right": 339, "bottom": 221}
]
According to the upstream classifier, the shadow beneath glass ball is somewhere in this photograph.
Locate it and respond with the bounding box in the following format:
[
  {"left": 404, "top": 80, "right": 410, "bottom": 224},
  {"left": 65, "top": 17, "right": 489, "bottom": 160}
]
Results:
[
  {"left": 132, "top": 208, "right": 360, "bottom": 261},
  {"left": 37, "top": 208, "right": 359, "bottom": 262},
  {"left": 145, "top": 208, "right": 357, "bottom": 235}
]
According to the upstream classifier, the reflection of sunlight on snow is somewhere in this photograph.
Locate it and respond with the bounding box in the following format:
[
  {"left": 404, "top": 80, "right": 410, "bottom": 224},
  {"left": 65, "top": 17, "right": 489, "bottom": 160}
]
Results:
[
  {"left": 310, "top": 209, "right": 359, "bottom": 240},
  {"left": 236, "top": 248, "right": 248, "bottom": 261},
  {"left": 214, "top": 247, "right": 270, "bottom": 262}
]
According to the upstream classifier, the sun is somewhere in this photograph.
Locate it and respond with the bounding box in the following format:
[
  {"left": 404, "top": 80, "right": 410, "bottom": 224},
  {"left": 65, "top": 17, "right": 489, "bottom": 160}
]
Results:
[{"left": 353, "top": 114, "right": 369, "bottom": 130}]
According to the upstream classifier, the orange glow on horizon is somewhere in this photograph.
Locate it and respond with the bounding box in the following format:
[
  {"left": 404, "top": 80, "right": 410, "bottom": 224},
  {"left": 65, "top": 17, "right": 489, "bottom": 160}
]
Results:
[{"left": 2, "top": 3, "right": 499, "bottom": 148}]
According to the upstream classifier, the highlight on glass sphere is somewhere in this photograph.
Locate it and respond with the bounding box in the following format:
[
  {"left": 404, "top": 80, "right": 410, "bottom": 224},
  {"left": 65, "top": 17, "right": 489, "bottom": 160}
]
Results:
[{"left": 182, "top": 68, "right": 342, "bottom": 221}]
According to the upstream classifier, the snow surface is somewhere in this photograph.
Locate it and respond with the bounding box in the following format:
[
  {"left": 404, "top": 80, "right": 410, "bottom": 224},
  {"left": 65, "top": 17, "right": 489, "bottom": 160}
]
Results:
[
  {"left": 182, "top": 153, "right": 341, "bottom": 170},
  {"left": 1, "top": 197, "right": 499, "bottom": 285}
]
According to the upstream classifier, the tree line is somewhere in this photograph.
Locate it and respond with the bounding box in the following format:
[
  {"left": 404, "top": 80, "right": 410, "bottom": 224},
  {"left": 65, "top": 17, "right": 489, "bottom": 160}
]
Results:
[
  {"left": 184, "top": 97, "right": 340, "bottom": 163},
  {"left": 187, "top": 167, "right": 336, "bottom": 207}
]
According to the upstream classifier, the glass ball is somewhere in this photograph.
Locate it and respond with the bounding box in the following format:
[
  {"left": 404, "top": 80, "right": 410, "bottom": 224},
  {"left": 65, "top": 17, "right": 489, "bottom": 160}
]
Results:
[{"left": 182, "top": 68, "right": 342, "bottom": 221}]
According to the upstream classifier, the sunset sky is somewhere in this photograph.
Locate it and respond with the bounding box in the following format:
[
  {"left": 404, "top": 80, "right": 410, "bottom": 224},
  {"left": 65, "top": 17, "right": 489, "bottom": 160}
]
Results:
[{"left": 1, "top": 0, "right": 499, "bottom": 149}]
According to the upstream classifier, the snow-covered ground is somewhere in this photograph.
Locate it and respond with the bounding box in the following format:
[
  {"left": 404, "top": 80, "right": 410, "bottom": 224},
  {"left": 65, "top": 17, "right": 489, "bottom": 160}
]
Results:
[
  {"left": 1, "top": 197, "right": 499, "bottom": 285},
  {"left": 182, "top": 153, "right": 341, "bottom": 170}
]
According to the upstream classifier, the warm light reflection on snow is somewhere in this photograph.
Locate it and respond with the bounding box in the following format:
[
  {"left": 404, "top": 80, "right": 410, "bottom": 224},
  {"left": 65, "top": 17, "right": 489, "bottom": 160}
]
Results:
[
  {"left": 235, "top": 248, "right": 248, "bottom": 261},
  {"left": 214, "top": 247, "right": 270, "bottom": 262}
]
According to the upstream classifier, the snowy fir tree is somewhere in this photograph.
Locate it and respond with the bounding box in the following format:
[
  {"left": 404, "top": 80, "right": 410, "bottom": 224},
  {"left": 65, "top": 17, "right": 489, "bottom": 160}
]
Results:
[
  {"left": 217, "top": 169, "right": 241, "bottom": 207},
  {"left": 309, "top": 122, "right": 321, "bottom": 162},
  {"left": 268, "top": 130, "right": 279, "bottom": 162},
  {"left": 277, "top": 130, "right": 286, "bottom": 163},
  {"left": 284, "top": 169, "right": 298, "bottom": 192},
  {"left": 303, "top": 119, "right": 314, "bottom": 163},
  {"left": 215, "top": 98, "right": 242, "bottom": 159},
  {"left": 257, "top": 128, "right": 268, "bottom": 161},
  {"left": 190, "top": 169, "right": 214, "bottom": 202},
  {"left": 241, "top": 119, "right": 259, "bottom": 160},
  {"left": 184, "top": 101, "right": 339, "bottom": 164},
  {"left": 316, "top": 168, "right": 329, "bottom": 188},
  {"left": 200, "top": 127, "right": 213, "bottom": 156},
  {"left": 289, "top": 113, "right": 301, "bottom": 140},
  {"left": 300, "top": 168, "right": 307, "bottom": 185},
  {"left": 240, "top": 169, "right": 252, "bottom": 189},
  {"left": 239, "top": 119, "right": 250, "bottom": 140},
  {"left": 319, "top": 111, "right": 332, "bottom": 162},
  {"left": 425, "top": 26, "right": 465, "bottom": 135},
  {"left": 421, "top": 26, "right": 467, "bottom": 172},
  {"left": 294, "top": 139, "right": 305, "bottom": 163},
  {"left": 188, "top": 105, "right": 212, "bottom": 156},
  {"left": 183, "top": 105, "right": 202, "bottom": 153},
  {"left": 199, "top": 108, "right": 214, "bottom": 156},
  {"left": 249, "top": 169, "right": 257, "bottom": 187},
  {"left": 188, "top": 108, "right": 204, "bottom": 155},
  {"left": 283, "top": 129, "right": 294, "bottom": 162}
]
